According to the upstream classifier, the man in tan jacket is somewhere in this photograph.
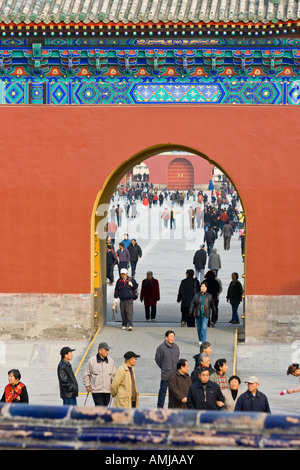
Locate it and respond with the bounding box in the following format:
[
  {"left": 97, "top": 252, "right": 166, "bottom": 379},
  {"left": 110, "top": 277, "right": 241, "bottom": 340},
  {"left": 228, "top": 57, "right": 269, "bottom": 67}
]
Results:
[{"left": 110, "top": 351, "right": 140, "bottom": 408}]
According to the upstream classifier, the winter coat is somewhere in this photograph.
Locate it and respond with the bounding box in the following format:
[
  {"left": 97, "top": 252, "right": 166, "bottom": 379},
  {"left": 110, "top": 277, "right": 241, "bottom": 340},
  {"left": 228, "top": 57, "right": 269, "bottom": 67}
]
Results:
[
  {"left": 187, "top": 379, "right": 224, "bottom": 410},
  {"left": 107, "top": 221, "right": 117, "bottom": 236},
  {"left": 205, "top": 278, "right": 221, "bottom": 300},
  {"left": 204, "top": 229, "right": 216, "bottom": 244},
  {"left": 117, "top": 248, "right": 130, "bottom": 263},
  {"left": 234, "top": 390, "right": 271, "bottom": 413},
  {"left": 193, "top": 248, "right": 207, "bottom": 269},
  {"left": 222, "top": 388, "right": 243, "bottom": 412},
  {"left": 106, "top": 250, "right": 117, "bottom": 267},
  {"left": 110, "top": 362, "right": 139, "bottom": 408},
  {"left": 121, "top": 238, "right": 132, "bottom": 249},
  {"left": 155, "top": 340, "right": 180, "bottom": 380},
  {"left": 189, "top": 292, "right": 216, "bottom": 318},
  {"left": 168, "top": 371, "right": 192, "bottom": 409},
  {"left": 227, "top": 280, "right": 243, "bottom": 305},
  {"left": 83, "top": 354, "right": 116, "bottom": 394},
  {"left": 127, "top": 243, "right": 142, "bottom": 262},
  {"left": 57, "top": 359, "right": 78, "bottom": 400},
  {"left": 221, "top": 223, "right": 234, "bottom": 238},
  {"left": 1, "top": 382, "right": 29, "bottom": 403},
  {"left": 209, "top": 371, "right": 230, "bottom": 389},
  {"left": 177, "top": 276, "right": 198, "bottom": 307},
  {"left": 140, "top": 278, "right": 160, "bottom": 306},
  {"left": 208, "top": 249, "right": 221, "bottom": 270},
  {"left": 114, "top": 276, "right": 138, "bottom": 301}
]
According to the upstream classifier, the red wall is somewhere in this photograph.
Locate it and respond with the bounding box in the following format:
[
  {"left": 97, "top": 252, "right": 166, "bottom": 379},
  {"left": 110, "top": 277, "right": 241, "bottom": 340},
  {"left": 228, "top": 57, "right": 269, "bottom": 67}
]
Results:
[
  {"left": 145, "top": 153, "right": 213, "bottom": 186},
  {"left": 0, "top": 105, "right": 299, "bottom": 296}
]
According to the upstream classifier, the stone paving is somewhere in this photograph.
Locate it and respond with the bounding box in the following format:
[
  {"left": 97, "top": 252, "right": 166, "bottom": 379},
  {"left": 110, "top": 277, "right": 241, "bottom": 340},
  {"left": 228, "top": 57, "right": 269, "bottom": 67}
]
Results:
[{"left": 0, "top": 193, "right": 298, "bottom": 415}]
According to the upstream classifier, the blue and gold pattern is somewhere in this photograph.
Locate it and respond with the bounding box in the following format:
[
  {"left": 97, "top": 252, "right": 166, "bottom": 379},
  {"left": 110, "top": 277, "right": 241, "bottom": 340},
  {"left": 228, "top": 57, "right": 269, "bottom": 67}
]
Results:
[{"left": 0, "top": 75, "right": 298, "bottom": 105}]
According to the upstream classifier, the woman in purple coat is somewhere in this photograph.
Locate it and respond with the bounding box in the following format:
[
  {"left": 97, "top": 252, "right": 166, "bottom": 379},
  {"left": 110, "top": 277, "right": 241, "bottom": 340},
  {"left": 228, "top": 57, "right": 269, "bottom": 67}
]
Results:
[{"left": 140, "top": 271, "right": 160, "bottom": 321}]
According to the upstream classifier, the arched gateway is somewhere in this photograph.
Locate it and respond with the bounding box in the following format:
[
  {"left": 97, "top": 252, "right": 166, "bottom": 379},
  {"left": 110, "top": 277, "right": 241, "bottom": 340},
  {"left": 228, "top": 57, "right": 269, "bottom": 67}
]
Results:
[{"left": 0, "top": 1, "right": 299, "bottom": 342}]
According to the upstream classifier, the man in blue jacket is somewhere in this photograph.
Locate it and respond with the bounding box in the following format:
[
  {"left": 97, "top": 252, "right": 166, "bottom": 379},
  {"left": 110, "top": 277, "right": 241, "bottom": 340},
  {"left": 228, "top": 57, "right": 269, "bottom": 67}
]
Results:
[
  {"left": 187, "top": 367, "right": 225, "bottom": 410},
  {"left": 234, "top": 376, "right": 271, "bottom": 413},
  {"left": 114, "top": 268, "right": 138, "bottom": 331}
]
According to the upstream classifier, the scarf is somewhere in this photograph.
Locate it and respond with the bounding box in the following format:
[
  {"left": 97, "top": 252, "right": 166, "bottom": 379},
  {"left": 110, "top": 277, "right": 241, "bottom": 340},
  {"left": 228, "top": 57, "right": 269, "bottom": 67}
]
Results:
[
  {"left": 200, "top": 293, "right": 205, "bottom": 317},
  {"left": 4, "top": 382, "right": 25, "bottom": 402}
]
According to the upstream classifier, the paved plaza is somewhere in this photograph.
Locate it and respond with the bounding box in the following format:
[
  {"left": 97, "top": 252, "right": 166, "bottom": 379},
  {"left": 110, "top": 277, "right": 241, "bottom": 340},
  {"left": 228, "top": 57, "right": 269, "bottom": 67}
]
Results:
[{"left": 0, "top": 194, "right": 298, "bottom": 415}]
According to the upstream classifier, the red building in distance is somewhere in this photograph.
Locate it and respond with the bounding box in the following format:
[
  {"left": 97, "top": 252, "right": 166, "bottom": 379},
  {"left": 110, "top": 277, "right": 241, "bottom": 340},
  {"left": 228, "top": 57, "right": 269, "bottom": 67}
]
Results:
[{"left": 129, "top": 152, "right": 214, "bottom": 190}]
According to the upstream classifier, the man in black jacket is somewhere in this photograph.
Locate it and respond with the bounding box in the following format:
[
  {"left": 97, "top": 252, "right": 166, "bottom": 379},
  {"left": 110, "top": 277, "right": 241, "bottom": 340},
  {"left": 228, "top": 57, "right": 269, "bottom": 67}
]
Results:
[
  {"left": 57, "top": 347, "right": 78, "bottom": 405},
  {"left": 187, "top": 367, "right": 224, "bottom": 410},
  {"left": 127, "top": 238, "right": 142, "bottom": 278},
  {"left": 177, "top": 269, "right": 198, "bottom": 327},
  {"left": 193, "top": 244, "right": 207, "bottom": 282},
  {"left": 106, "top": 244, "right": 118, "bottom": 285},
  {"left": 204, "top": 227, "right": 216, "bottom": 256}
]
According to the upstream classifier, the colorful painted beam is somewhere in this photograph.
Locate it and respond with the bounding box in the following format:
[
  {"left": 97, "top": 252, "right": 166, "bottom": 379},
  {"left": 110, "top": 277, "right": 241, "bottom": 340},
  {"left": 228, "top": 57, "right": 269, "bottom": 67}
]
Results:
[{"left": 0, "top": 75, "right": 298, "bottom": 105}]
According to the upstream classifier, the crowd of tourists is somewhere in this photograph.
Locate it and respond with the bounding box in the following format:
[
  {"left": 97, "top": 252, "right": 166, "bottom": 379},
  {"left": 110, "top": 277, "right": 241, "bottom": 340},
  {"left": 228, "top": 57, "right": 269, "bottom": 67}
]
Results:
[
  {"left": 3, "top": 342, "right": 300, "bottom": 414},
  {"left": 0, "top": 180, "right": 261, "bottom": 414},
  {"left": 106, "top": 180, "right": 245, "bottom": 333}
]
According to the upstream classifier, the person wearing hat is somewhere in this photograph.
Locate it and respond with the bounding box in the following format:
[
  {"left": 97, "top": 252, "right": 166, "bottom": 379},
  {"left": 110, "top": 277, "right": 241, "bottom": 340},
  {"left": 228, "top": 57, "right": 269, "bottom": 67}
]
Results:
[
  {"left": 113, "top": 268, "right": 138, "bottom": 331},
  {"left": 234, "top": 376, "right": 271, "bottom": 413},
  {"left": 57, "top": 347, "right": 78, "bottom": 406},
  {"left": 83, "top": 342, "right": 116, "bottom": 406},
  {"left": 110, "top": 351, "right": 140, "bottom": 408}
]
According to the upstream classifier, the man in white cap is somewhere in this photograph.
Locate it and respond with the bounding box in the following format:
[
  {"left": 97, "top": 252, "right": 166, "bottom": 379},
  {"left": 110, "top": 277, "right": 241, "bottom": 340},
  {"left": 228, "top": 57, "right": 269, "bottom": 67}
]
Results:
[
  {"left": 113, "top": 268, "right": 138, "bottom": 330},
  {"left": 83, "top": 342, "right": 116, "bottom": 406},
  {"left": 234, "top": 376, "right": 271, "bottom": 413}
]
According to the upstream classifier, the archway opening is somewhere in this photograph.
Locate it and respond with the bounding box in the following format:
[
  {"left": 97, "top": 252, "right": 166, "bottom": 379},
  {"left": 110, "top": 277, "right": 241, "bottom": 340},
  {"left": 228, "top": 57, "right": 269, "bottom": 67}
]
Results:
[{"left": 91, "top": 144, "right": 246, "bottom": 337}]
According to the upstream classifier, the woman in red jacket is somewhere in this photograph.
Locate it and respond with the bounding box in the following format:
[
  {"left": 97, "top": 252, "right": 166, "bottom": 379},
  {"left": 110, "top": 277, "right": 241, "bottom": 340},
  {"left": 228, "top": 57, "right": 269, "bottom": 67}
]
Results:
[
  {"left": 1, "top": 369, "right": 29, "bottom": 403},
  {"left": 140, "top": 271, "right": 160, "bottom": 321}
]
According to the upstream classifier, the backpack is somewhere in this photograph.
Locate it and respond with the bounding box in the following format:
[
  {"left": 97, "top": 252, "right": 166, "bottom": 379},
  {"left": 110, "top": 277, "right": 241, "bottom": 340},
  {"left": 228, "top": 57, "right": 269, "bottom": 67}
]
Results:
[{"left": 129, "top": 277, "right": 139, "bottom": 300}]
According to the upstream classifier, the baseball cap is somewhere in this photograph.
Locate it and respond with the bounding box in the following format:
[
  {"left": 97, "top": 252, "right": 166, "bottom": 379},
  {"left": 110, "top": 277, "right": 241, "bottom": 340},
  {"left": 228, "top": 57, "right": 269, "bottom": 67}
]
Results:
[
  {"left": 245, "top": 376, "right": 259, "bottom": 384},
  {"left": 98, "top": 342, "right": 111, "bottom": 350},
  {"left": 120, "top": 268, "right": 128, "bottom": 274},
  {"left": 60, "top": 346, "right": 75, "bottom": 357},
  {"left": 124, "top": 351, "right": 140, "bottom": 360}
]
